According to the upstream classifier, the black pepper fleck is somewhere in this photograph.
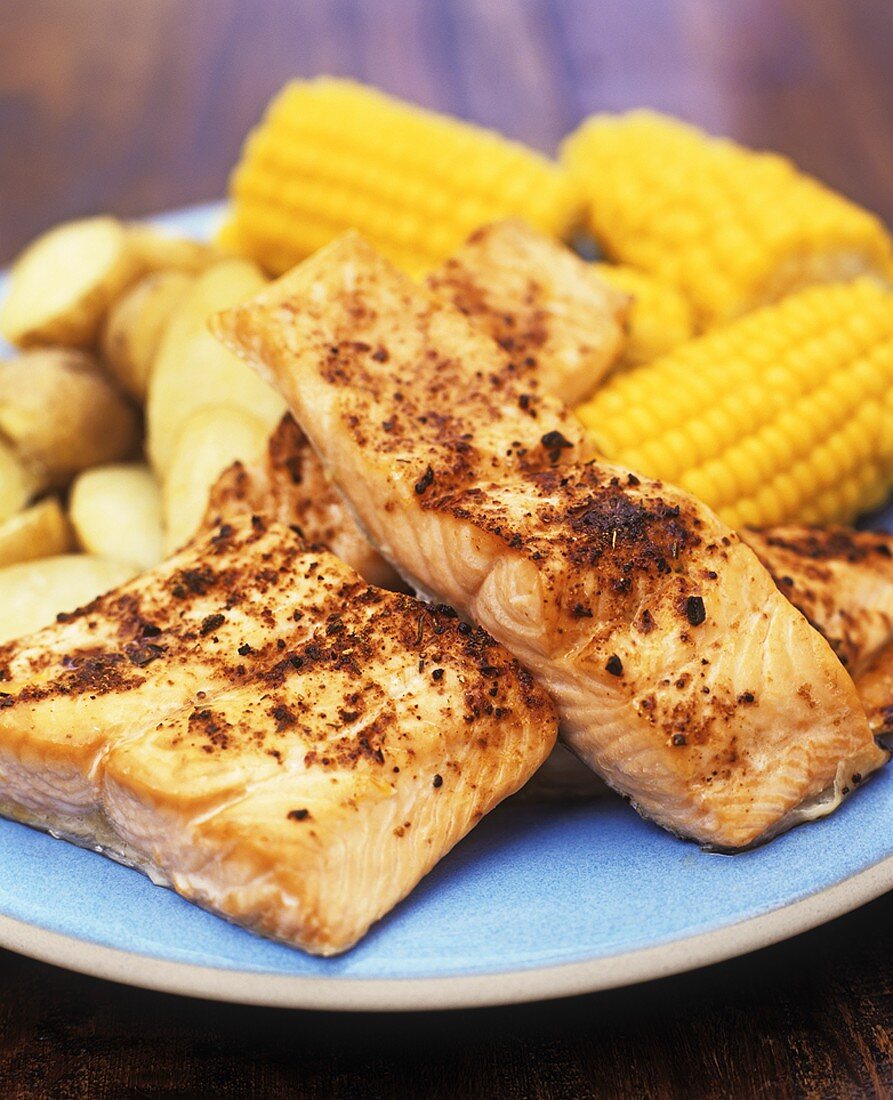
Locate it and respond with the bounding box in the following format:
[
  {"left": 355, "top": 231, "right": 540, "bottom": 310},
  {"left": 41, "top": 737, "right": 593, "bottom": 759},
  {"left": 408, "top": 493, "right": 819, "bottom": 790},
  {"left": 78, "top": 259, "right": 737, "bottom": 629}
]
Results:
[{"left": 685, "top": 595, "right": 706, "bottom": 626}]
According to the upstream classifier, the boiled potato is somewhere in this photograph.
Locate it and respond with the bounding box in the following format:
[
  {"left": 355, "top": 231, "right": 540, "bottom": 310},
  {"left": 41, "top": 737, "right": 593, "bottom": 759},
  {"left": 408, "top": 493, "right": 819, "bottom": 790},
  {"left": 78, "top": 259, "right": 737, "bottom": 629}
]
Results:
[
  {"left": 0, "top": 350, "right": 140, "bottom": 490},
  {"left": 128, "top": 225, "right": 222, "bottom": 274},
  {"left": 0, "top": 216, "right": 143, "bottom": 347},
  {"left": 69, "top": 463, "right": 164, "bottom": 570},
  {"left": 147, "top": 259, "right": 285, "bottom": 476},
  {"left": 0, "top": 498, "right": 71, "bottom": 568},
  {"left": 0, "top": 436, "right": 38, "bottom": 523},
  {"left": 0, "top": 555, "right": 137, "bottom": 644},
  {"left": 100, "top": 270, "right": 194, "bottom": 400},
  {"left": 163, "top": 405, "right": 270, "bottom": 552}
]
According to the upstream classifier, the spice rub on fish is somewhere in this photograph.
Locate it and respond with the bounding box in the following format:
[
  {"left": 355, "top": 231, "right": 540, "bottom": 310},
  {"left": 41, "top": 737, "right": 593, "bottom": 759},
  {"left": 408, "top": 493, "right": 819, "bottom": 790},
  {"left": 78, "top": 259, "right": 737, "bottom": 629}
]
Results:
[
  {"left": 214, "top": 233, "right": 886, "bottom": 849},
  {"left": 742, "top": 526, "right": 893, "bottom": 676},
  {"left": 0, "top": 513, "right": 556, "bottom": 954},
  {"left": 204, "top": 413, "right": 397, "bottom": 588},
  {"left": 426, "top": 220, "right": 629, "bottom": 404},
  {"left": 743, "top": 526, "right": 893, "bottom": 740}
]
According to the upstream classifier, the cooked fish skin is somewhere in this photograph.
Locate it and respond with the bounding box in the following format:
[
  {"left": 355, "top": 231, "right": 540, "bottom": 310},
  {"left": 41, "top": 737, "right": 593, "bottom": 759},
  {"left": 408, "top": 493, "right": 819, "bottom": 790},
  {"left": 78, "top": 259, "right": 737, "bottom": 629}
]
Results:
[
  {"left": 425, "top": 220, "right": 629, "bottom": 405},
  {"left": 213, "top": 233, "right": 886, "bottom": 849},
  {"left": 0, "top": 514, "right": 556, "bottom": 954},
  {"left": 742, "top": 526, "right": 893, "bottom": 677}
]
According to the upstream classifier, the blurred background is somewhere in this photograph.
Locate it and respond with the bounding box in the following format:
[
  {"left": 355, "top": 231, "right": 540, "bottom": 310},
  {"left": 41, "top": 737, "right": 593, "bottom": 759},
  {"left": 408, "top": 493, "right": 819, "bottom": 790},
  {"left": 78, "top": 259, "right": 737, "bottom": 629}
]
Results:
[{"left": 2, "top": 0, "right": 891, "bottom": 263}]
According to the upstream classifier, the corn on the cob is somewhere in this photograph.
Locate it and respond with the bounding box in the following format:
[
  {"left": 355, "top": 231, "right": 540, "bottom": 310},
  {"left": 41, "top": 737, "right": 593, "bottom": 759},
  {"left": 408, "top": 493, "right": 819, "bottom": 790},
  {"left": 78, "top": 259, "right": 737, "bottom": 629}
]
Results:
[
  {"left": 593, "top": 263, "right": 694, "bottom": 368},
  {"left": 219, "top": 78, "right": 583, "bottom": 275},
  {"left": 562, "top": 111, "right": 893, "bottom": 329},
  {"left": 575, "top": 280, "right": 893, "bottom": 527}
]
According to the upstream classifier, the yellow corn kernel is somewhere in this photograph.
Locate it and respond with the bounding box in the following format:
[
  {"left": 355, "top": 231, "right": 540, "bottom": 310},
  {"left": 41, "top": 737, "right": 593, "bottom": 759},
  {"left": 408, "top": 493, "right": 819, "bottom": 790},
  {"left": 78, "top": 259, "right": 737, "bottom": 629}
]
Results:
[
  {"left": 220, "top": 78, "right": 583, "bottom": 275},
  {"left": 576, "top": 280, "right": 893, "bottom": 526},
  {"left": 591, "top": 264, "right": 694, "bottom": 368},
  {"left": 563, "top": 111, "right": 892, "bottom": 328}
]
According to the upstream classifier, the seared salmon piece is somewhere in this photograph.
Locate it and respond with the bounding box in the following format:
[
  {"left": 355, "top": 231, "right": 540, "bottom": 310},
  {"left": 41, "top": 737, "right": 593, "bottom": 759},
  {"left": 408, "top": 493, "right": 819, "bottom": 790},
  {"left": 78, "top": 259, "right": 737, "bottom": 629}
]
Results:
[
  {"left": 204, "top": 222, "right": 626, "bottom": 583},
  {"left": 0, "top": 513, "right": 555, "bottom": 953},
  {"left": 742, "top": 526, "right": 893, "bottom": 676},
  {"left": 426, "top": 220, "right": 629, "bottom": 404},
  {"left": 214, "top": 233, "right": 886, "bottom": 849}
]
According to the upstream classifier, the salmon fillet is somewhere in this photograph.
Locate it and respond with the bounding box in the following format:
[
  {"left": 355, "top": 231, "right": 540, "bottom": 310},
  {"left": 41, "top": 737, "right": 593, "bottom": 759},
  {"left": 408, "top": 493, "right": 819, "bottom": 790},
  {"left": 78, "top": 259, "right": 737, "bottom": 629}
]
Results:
[
  {"left": 213, "top": 233, "right": 886, "bottom": 850},
  {"left": 0, "top": 513, "right": 555, "bottom": 953},
  {"left": 203, "top": 221, "right": 626, "bottom": 587}
]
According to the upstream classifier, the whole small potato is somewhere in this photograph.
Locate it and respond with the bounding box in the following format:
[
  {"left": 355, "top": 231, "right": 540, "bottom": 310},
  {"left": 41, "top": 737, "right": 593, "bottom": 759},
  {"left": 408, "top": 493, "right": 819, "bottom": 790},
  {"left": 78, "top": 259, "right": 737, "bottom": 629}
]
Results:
[
  {"left": 100, "top": 270, "right": 194, "bottom": 400},
  {"left": 0, "top": 349, "right": 140, "bottom": 490},
  {"left": 128, "top": 225, "right": 222, "bottom": 274}
]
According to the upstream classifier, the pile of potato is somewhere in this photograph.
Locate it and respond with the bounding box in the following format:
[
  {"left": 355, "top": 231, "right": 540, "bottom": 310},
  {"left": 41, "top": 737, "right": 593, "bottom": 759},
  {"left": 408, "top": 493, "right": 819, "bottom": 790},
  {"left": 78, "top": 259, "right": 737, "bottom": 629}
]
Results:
[{"left": 0, "top": 215, "right": 284, "bottom": 643}]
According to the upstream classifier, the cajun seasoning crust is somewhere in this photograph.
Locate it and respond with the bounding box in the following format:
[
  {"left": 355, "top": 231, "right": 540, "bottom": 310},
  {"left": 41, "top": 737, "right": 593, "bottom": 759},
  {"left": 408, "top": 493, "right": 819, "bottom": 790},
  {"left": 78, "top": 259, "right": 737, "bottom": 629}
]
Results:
[
  {"left": 742, "top": 526, "right": 893, "bottom": 675},
  {"left": 425, "top": 220, "right": 629, "bottom": 404},
  {"left": 215, "top": 235, "right": 886, "bottom": 849},
  {"left": 204, "top": 414, "right": 398, "bottom": 588},
  {"left": 0, "top": 517, "right": 331, "bottom": 783}
]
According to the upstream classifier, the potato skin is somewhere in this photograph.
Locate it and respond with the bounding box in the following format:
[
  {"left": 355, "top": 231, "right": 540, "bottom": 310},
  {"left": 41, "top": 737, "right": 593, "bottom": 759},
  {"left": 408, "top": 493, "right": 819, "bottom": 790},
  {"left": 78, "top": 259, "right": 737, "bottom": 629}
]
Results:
[
  {"left": 0, "top": 436, "right": 38, "bottom": 524},
  {"left": 0, "top": 350, "right": 140, "bottom": 490},
  {"left": 128, "top": 226, "right": 222, "bottom": 274}
]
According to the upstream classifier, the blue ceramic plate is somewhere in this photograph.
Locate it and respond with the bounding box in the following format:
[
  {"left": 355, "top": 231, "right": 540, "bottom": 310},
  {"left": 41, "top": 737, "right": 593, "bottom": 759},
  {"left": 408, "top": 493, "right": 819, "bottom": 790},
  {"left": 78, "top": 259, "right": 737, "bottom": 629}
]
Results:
[{"left": 0, "top": 204, "right": 891, "bottom": 1011}]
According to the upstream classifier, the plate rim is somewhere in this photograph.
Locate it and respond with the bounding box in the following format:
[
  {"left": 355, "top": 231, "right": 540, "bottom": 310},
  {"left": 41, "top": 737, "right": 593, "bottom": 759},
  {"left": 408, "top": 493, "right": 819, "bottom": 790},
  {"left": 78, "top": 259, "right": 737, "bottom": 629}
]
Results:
[{"left": 2, "top": 850, "right": 892, "bottom": 1011}]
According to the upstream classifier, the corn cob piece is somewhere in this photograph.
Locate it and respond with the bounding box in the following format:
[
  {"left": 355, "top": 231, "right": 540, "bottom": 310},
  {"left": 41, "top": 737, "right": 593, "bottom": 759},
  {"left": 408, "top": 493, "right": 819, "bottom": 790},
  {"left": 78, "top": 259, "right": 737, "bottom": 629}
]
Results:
[
  {"left": 219, "top": 78, "right": 583, "bottom": 275},
  {"left": 593, "top": 263, "right": 694, "bottom": 368},
  {"left": 575, "top": 280, "right": 893, "bottom": 527},
  {"left": 562, "top": 111, "right": 893, "bottom": 329}
]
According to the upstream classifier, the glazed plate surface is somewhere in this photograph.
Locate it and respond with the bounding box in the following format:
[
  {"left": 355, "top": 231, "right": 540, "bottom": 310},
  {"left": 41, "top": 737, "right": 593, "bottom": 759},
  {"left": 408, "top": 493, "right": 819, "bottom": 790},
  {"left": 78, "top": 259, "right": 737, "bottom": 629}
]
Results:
[{"left": 0, "top": 205, "right": 891, "bottom": 1011}]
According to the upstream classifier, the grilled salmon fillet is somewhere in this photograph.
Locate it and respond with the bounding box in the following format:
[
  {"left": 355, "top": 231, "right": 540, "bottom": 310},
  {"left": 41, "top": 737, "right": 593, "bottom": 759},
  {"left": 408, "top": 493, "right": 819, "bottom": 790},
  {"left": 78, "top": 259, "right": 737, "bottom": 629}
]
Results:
[
  {"left": 0, "top": 513, "right": 556, "bottom": 953},
  {"left": 213, "top": 233, "right": 886, "bottom": 850},
  {"left": 425, "top": 220, "right": 629, "bottom": 404},
  {"left": 203, "top": 221, "right": 626, "bottom": 586}
]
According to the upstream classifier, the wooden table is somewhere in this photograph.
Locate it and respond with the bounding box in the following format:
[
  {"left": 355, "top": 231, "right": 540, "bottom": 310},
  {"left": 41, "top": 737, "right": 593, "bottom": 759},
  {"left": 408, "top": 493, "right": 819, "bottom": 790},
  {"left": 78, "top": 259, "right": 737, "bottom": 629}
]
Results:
[{"left": 1, "top": 1, "right": 892, "bottom": 1095}]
